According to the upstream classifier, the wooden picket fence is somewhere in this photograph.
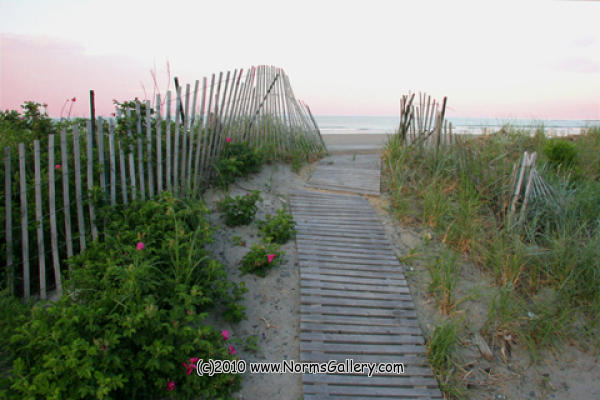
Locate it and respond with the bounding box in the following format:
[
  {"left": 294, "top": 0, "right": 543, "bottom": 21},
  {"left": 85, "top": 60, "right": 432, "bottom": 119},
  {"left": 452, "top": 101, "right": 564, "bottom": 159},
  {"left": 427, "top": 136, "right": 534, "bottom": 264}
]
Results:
[
  {"left": 2, "top": 65, "right": 325, "bottom": 300},
  {"left": 396, "top": 92, "right": 454, "bottom": 147}
]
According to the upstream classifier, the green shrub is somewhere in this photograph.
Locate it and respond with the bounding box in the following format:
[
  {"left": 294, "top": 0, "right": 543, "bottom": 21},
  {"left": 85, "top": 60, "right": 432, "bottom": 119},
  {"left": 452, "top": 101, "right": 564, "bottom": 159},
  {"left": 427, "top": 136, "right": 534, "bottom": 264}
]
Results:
[
  {"left": 217, "top": 191, "right": 262, "bottom": 227},
  {"left": 543, "top": 138, "right": 577, "bottom": 169},
  {"left": 213, "top": 141, "right": 264, "bottom": 188},
  {"left": 240, "top": 242, "right": 282, "bottom": 277},
  {"left": 3, "top": 193, "right": 245, "bottom": 399},
  {"left": 257, "top": 209, "right": 296, "bottom": 244}
]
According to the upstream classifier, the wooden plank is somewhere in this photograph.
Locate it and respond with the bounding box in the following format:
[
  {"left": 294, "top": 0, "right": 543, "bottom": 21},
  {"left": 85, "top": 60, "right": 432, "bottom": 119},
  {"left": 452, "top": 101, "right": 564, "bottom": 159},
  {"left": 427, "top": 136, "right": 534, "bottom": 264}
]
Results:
[
  {"left": 18, "top": 143, "right": 30, "bottom": 299},
  {"left": 155, "top": 94, "right": 163, "bottom": 194},
  {"left": 301, "top": 273, "right": 406, "bottom": 287},
  {"left": 33, "top": 140, "right": 46, "bottom": 299},
  {"left": 303, "top": 384, "right": 442, "bottom": 399},
  {"left": 125, "top": 109, "right": 137, "bottom": 200},
  {"left": 4, "top": 147, "right": 14, "bottom": 294},
  {"left": 96, "top": 117, "right": 106, "bottom": 195},
  {"left": 73, "top": 126, "right": 86, "bottom": 251},
  {"left": 298, "top": 254, "right": 401, "bottom": 267},
  {"left": 135, "top": 102, "right": 145, "bottom": 200},
  {"left": 193, "top": 77, "right": 207, "bottom": 192},
  {"left": 145, "top": 100, "right": 154, "bottom": 197},
  {"left": 302, "top": 374, "right": 436, "bottom": 387},
  {"left": 302, "top": 332, "right": 424, "bottom": 345},
  {"left": 48, "top": 135, "right": 62, "bottom": 296},
  {"left": 300, "top": 321, "right": 422, "bottom": 336},
  {"left": 165, "top": 91, "right": 172, "bottom": 192},
  {"left": 300, "top": 287, "right": 413, "bottom": 302},
  {"left": 301, "top": 305, "right": 417, "bottom": 319},
  {"left": 186, "top": 82, "right": 197, "bottom": 191},
  {"left": 301, "top": 265, "right": 403, "bottom": 279},
  {"left": 86, "top": 123, "right": 98, "bottom": 241},
  {"left": 108, "top": 121, "right": 116, "bottom": 206},
  {"left": 300, "top": 342, "right": 425, "bottom": 356},
  {"left": 118, "top": 136, "right": 128, "bottom": 204},
  {"left": 300, "top": 280, "right": 411, "bottom": 294},
  {"left": 301, "top": 295, "right": 415, "bottom": 311},
  {"left": 301, "top": 352, "right": 428, "bottom": 366},
  {"left": 60, "top": 130, "right": 73, "bottom": 258},
  {"left": 173, "top": 86, "right": 181, "bottom": 192}
]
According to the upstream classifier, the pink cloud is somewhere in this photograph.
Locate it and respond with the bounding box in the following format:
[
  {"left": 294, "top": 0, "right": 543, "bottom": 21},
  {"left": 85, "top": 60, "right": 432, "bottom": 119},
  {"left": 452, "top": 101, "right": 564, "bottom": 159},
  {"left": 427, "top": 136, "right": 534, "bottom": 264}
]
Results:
[
  {"left": 554, "top": 57, "right": 600, "bottom": 74},
  {"left": 0, "top": 34, "right": 153, "bottom": 117}
]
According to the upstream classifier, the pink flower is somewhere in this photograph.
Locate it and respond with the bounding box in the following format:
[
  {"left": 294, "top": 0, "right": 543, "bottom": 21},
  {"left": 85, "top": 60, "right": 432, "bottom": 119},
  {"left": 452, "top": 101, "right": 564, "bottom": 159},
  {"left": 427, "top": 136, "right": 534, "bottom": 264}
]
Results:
[
  {"left": 55, "top": 164, "right": 61, "bottom": 170},
  {"left": 182, "top": 361, "right": 195, "bottom": 375},
  {"left": 189, "top": 357, "right": 200, "bottom": 364},
  {"left": 136, "top": 242, "right": 145, "bottom": 250},
  {"left": 225, "top": 137, "right": 232, "bottom": 143},
  {"left": 186, "top": 309, "right": 191, "bottom": 315},
  {"left": 267, "top": 254, "right": 276, "bottom": 264},
  {"left": 167, "top": 381, "right": 175, "bottom": 391},
  {"left": 247, "top": 193, "right": 252, "bottom": 196},
  {"left": 229, "top": 344, "right": 236, "bottom": 355},
  {"left": 221, "top": 330, "right": 230, "bottom": 341}
]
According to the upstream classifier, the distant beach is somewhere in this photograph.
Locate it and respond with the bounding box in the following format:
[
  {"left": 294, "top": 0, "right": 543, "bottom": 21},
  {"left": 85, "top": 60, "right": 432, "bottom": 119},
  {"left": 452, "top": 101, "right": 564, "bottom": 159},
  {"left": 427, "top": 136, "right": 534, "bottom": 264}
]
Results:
[{"left": 314, "top": 115, "right": 600, "bottom": 136}]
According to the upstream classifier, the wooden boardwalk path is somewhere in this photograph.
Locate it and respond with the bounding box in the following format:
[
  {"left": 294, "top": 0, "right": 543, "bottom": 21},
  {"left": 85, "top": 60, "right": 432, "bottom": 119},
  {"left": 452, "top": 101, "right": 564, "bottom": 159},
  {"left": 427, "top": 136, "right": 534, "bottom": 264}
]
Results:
[
  {"left": 307, "top": 154, "right": 381, "bottom": 195},
  {"left": 290, "top": 178, "right": 443, "bottom": 398}
]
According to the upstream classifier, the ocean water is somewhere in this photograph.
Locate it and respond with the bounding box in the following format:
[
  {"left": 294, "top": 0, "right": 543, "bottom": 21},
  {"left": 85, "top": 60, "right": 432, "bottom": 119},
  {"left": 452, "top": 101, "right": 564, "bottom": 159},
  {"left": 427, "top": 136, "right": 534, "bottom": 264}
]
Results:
[{"left": 314, "top": 115, "right": 600, "bottom": 136}]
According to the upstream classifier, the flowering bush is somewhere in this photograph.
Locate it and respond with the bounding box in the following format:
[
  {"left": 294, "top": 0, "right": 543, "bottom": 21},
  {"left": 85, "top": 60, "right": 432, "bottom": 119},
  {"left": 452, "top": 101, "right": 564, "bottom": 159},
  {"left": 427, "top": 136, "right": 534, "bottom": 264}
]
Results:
[
  {"left": 3, "top": 193, "right": 245, "bottom": 399},
  {"left": 239, "top": 242, "right": 282, "bottom": 277},
  {"left": 258, "top": 208, "right": 296, "bottom": 244},
  {"left": 217, "top": 191, "right": 262, "bottom": 227}
]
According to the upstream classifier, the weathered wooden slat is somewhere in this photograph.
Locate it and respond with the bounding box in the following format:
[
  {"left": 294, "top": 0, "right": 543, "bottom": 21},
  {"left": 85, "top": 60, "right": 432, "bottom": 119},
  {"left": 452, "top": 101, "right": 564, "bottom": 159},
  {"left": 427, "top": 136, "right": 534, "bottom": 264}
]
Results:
[
  {"left": 108, "top": 121, "right": 116, "bottom": 206},
  {"left": 302, "top": 332, "right": 424, "bottom": 345},
  {"left": 33, "top": 140, "right": 46, "bottom": 299},
  {"left": 300, "top": 321, "right": 422, "bottom": 335},
  {"left": 60, "top": 130, "right": 73, "bottom": 258},
  {"left": 301, "top": 342, "right": 425, "bottom": 355},
  {"left": 96, "top": 117, "right": 106, "bottom": 195},
  {"left": 73, "top": 126, "right": 86, "bottom": 251},
  {"left": 4, "top": 147, "right": 14, "bottom": 294},
  {"left": 301, "top": 266, "right": 403, "bottom": 280},
  {"left": 300, "top": 287, "right": 413, "bottom": 302},
  {"left": 125, "top": 109, "right": 137, "bottom": 200},
  {"left": 145, "top": 100, "right": 154, "bottom": 197},
  {"left": 301, "top": 295, "right": 415, "bottom": 311},
  {"left": 302, "top": 374, "right": 436, "bottom": 387},
  {"left": 301, "top": 273, "right": 406, "bottom": 287},
  {"left": 301, "top": 352, "right": 428, "bottom": 366},
  {"left": 48, "top": 135, "right": 61, "bottom": 296},
  {"left": 18, "top": 143, "right": 30, "bottom": 298},
  {"left": 300, "top": 279, "right": 411, "bottom": 294},
  {"left": 155, "top": 94, "right": 163, "bottom": 194},
  {"left": 301, "top": 304, "right": 417, "bottom": 319},
  {"left": 117, "top": 136, "right": 128, "bottom": 204},
  {"left": 86, "top": 124, "right": 98, "bottom": 241},
  {"left": 165, "top": 91, "right": 172, "bottom": 192}
]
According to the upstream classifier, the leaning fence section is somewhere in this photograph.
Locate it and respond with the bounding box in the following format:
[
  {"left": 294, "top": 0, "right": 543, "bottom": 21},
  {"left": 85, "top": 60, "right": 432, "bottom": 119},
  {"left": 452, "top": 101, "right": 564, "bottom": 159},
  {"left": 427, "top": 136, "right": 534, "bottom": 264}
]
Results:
[
  {"left": 396, "top": 92, "right": 454, "bottom": 148},
  {"left": 2, "top": 65, "right": 325, "bottom": 300}
]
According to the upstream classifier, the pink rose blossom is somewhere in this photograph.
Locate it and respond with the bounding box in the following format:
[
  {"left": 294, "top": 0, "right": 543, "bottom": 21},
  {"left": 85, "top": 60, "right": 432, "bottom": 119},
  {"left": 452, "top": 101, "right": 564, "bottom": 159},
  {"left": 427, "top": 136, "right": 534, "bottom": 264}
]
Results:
[
  {"left": 136, "top": 242, "right": 145, "bottom": 250},
  {"left": 167, "top": 381, "right": 175, "bottom": 391},
  {"left": 225, "top": 137, "right": 232, "bottom": 143},
  {"left": 55, "top": 164, "right": 61, "bottom": 170},
  {"left": 221, "top": 330, "right": 230, "bottom": 341},
  {"left": 229, "top": 344, "right": 236, "bottom": 355},
  {"left": 267, "top": 254, "right": 276, "bottom": 264}
]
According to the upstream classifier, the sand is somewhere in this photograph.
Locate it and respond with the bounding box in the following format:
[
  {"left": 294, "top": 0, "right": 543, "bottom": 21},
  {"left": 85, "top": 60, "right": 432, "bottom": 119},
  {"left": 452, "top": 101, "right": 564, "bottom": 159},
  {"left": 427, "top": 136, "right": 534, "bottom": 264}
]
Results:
[{"left": 321, "top": 133, "right": 390, "bottom": 152}]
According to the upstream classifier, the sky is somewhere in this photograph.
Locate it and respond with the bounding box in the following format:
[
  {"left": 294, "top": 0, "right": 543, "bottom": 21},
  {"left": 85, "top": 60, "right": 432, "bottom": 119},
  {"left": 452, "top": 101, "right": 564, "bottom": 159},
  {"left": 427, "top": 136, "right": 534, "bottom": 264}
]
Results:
[{"left": 1, "top": 0, "right": 599, "bottom": 119}]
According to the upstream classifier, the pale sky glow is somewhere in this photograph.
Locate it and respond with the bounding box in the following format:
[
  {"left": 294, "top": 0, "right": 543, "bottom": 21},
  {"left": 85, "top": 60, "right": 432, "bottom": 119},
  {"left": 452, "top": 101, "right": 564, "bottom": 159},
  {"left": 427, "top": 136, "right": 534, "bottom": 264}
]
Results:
[{"left": 1, "top": 0, "right": 599, "bottom": 119}]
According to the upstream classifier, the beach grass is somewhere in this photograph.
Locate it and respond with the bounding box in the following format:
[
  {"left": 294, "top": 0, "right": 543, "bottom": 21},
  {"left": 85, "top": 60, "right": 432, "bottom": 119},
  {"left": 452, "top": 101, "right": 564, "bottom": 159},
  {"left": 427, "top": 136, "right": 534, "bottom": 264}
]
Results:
[{"left": 383, "top": 125, "right": 600, "bottom": 369}]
